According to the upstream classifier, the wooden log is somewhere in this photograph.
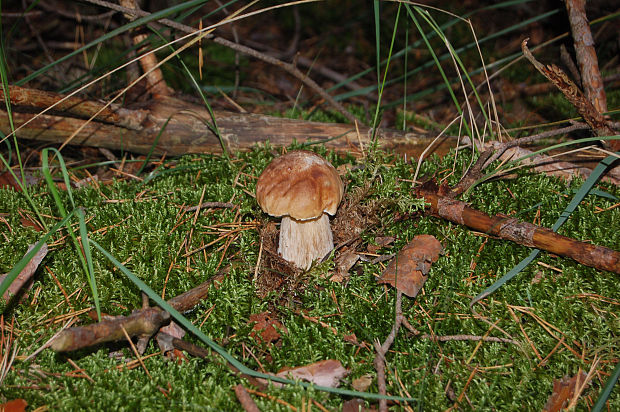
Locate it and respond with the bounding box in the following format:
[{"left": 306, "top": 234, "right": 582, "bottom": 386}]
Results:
[{"left": 0, "top": 85, "right": 455, "bottom": 158}]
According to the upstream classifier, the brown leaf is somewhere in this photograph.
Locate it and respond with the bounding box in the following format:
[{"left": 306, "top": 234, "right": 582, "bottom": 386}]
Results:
[
  {"left": 248, "top": 312, "right": 286, "bottom": 345},
  {"left": 543, "top": 371, "right": 588, "bottom": 412},
  {"left": 378, "top": 235, "right": 442, "bottom": 298},
  {"left": 0, "top": 399, "right": 28, "bottom": 412},
  {"left": 343, "top": 333, "right": 358, "bottom": 345},
  {"left": 19, "top": 216, "right": 44, "bottom": 232},
  {"left": 160, "top": 321, "right": 186, "bottom": 340},
  {"left": 276, "top": 359, "right": 349, "bottom": 388},
  {"left": 342, "top": 398, "right": 377, "bottom": 412},
  {"left": 0, "top": 172, "right": 22, "bottom": 192},
  {"left": 18, "top": 209, "right": 44, "bottom": 232},
  {"left": 351, "top": 374, "right": 373, "bottom": 392},
  {"left": 367, "top": 236, "right": 394, "bottom": 254},
  {"left": 1, "top": 243, "right": 48, "bottom": 302},
  {"left": 331, "top": 248, "right": 360, "bottom": 282}
]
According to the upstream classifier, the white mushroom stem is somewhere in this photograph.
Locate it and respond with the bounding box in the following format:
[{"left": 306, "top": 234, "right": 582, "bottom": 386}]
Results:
[{"left": 278, "top": 214, "right": 334, "bottom": 270}]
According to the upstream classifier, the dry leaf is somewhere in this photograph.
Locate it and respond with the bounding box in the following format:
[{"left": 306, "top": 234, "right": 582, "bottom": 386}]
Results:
[
  {"left": 332, "top": 248, "right": 360, "bottom": 282},
  {"left": 0, "top": 243, "right": 48, "bottom": 302},
  {"left": 543, "top": 371, "right": 589, "bottom": 412},
  {"left": 160, "top": 321, "right": 185, "bottom": 340},
  {"left": 0, "top": 171, "right": 21, "bottom": 191},
  {"left": 0, "top": 399, "right": 27, "bottom": 412},
  {"left": 19, "top": 216, "right": 44, "bottom": 232},
  {"left": 0, "top": 171, "right": 37, "bottom": 192},
  {"left": 343, "top": 333, "right": 358, "bottom": 345},
  {"left": 352, "top": 374, "right": 373, "bottom": 392},
  {"left": 276, "top": 359, "right": 349, "bottom": 388},
  {"left": 367, "top": 236, "right": 394, "bottom": 254},
  {"left": 378, "top": 235, "right": 442, "bottom": 297},
  {"left": 248, "top": 312, "right": 286, "bottom": 345},
  {"left": 342, "top": 399, "right": 377, "bottom": 412}
]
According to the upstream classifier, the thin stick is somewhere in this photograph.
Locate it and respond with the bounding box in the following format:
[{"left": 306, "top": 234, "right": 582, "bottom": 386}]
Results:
[
  {"left": 121, "top": 325, "right": 152, "bottom": 379},
  {"left": 234, "top": 384, "right": 261, "bottom": 412},
  {"left": 373, "top": 290, "right": 406, "bottom": 412}
]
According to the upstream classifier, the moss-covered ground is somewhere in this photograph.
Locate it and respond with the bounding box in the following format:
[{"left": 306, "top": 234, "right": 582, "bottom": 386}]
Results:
[{"left": 0, "top": 146, "right": 618, "bottom": 410}]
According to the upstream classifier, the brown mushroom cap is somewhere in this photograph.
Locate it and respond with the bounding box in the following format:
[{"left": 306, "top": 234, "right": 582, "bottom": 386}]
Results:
[{"left": 256, "top": 150, "right": 343, "bottom": 220}]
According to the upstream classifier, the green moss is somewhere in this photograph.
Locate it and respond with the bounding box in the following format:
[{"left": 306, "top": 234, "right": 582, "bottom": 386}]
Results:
[{"left": 0, "top": 147, "right": 618, "bottom": 410}]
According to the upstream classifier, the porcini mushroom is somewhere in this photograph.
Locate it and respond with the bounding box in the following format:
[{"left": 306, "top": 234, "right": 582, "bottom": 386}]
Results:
[{"left": 256, "top": 150, "right": 344, "bottom": 270}]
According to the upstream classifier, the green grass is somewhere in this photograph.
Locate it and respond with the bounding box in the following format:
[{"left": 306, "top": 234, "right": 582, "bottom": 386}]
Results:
[{"left": 0, "top": 146, "right": 618, "bottom": 410}]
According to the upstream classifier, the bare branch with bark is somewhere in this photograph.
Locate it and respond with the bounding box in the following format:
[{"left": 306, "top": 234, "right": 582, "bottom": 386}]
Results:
[{"left": 416, "top": 181, "right": 620, "bottom": 274}]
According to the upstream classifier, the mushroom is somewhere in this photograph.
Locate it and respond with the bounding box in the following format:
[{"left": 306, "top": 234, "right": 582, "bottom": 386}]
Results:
[{"left": 256, "top": 150, "right": 344, "bottom": 270}]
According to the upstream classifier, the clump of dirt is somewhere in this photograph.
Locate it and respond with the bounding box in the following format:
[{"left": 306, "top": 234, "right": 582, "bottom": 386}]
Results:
[
  {"left": 254, "top": 220, "right": 301, "bottom": 299},
  {"left": 332, "top": 182, "right": 383, "bottom": 245}
]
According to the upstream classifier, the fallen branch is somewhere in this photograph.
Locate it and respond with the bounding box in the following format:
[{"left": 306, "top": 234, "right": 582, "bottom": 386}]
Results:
[
  {"left": 50, "top": 307, "right": 168, "bottom": 352},
  {"left": 0, "top": 85, "right": 452, "bottom": 157},
  {"left": 416, "top": 182, "right": 620, "bottom": 274},
  {"left": 451, "top": 132, "right": 620, "bottom": 197},
  {"left": 234, "top": 384, "right": 261, "bottom": 412},
  {"left": 482, "top": 141, "right": 620, "bottom": 186},
  {"left": 51, "top": 270, "right": 227, "bottom": 352}
]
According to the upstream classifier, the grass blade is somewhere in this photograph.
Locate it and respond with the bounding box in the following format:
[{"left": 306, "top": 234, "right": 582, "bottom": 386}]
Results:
[
  {"left": 41, "top": 148, "right": 100, "bottom": 320},
  {"left": 77, "top": 208, "right": 100, "bottom": 320},
  {"left": 592, "top": 358, "right": 620, "bottom": 412}
]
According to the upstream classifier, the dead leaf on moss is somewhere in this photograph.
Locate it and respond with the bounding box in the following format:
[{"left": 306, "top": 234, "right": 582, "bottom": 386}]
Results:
[
  {"left": 0, "top": 399, "right": 27, "bottom": 412},
  {"left": 378, "top": 235, "right": 442, "bottom": 298},
  {"left": 331, "top": 247, "right": 360, "bottom": 282},
  {"left": 0, "top": 243, "right": 48, "bottom": 302},
  {"left": 248, "top": 311, "right": 286, "bottom": 345},
  {"left": 274, "top": 359, "right": 349, "bottom": 388},
  {"left": 342, "top": 398, "right": 376, "bottom": 412},
  {"left": 343, "top": 333, "right": 358, "bottom": 345},
  {"left": 160, "top": 321, "right": 185, "bottom": 340},
  {"left": 543, "top": 371, "right": 589, "bottom": 412},
  {"left": 352, "top": 373, "right": 374, "bottom": 392},
  {"left": 157, "top": 321, "right": 186, "bottom": 358},
  {"left": 0, "top": 171, "right": 21, "bottom": 191},
  {"left": 367, "top": 236, "right": 394, "bottom": 254},
  {"left": 19, "top": 217, "right": 44, "bottom": 232}
]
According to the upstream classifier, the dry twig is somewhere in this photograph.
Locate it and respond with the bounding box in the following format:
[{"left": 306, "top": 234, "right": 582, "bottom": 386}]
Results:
[
  {"left": 416, "top": 181, "right": 620, "bottom": 274},
  {"left": 50, "top": 270, "right": 227, "bottom": 352},
  {"left": 521, "top": 39, "right": 617, "bottom": 148},
  {"left": 234, "top": 384, "right": 261, "bottom": 412}
]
